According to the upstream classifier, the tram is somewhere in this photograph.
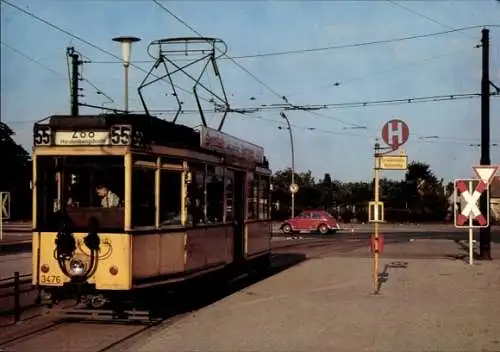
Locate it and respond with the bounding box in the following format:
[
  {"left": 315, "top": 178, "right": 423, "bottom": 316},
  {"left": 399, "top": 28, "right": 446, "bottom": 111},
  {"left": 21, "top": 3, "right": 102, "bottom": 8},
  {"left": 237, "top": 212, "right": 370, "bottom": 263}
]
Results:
[{"left": 31, "top": 113, "right": 272, "bottom": 319}]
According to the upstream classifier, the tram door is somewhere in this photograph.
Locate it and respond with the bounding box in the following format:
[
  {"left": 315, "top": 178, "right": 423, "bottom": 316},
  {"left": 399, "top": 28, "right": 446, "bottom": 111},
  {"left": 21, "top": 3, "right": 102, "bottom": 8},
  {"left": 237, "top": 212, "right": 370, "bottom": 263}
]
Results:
[{"left": 233, "top": 171, "right": 246, "bottom": 263}]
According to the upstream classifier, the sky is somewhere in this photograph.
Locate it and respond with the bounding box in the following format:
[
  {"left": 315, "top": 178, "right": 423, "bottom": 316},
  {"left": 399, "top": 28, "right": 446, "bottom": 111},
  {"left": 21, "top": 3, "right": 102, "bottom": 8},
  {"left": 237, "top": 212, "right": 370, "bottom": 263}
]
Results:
[{"left": 1, "top": 0, "right": 500, "bottom": 183}]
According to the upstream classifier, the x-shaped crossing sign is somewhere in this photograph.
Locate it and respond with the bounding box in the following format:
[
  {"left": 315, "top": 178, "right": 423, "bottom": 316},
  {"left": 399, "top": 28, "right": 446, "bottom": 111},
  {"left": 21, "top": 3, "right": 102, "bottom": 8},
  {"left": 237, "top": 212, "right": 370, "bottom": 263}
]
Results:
[
  {"left": 1, "top": 192, "right": 10, "bottom": 220},
  {"left": 454, "top": 179, "right": 488, "bottom": 228}
]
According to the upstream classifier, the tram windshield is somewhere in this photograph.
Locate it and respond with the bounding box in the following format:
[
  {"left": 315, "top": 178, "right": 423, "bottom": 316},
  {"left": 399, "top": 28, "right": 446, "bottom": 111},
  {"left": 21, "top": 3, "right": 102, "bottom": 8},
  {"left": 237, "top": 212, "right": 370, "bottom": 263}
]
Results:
[{"left": 36, "top": 156, "right": 125, "bottom": 231}]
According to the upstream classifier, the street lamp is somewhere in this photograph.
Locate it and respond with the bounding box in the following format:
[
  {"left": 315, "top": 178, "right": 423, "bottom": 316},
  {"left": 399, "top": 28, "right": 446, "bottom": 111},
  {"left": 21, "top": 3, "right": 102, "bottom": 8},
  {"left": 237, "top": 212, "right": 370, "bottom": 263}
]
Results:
[
  {"left": 112, "top": 36, "right": 141, "bottom": 112},
  {"left": 280, "top": 111, "right": 296, "bottom": 218}
]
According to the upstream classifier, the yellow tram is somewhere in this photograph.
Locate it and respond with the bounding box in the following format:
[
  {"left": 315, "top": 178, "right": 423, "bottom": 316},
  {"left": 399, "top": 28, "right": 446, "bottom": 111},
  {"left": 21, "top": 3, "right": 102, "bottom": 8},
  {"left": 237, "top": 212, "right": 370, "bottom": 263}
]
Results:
[{"left": 31, "top": 113, "right": 272, "bottom": 319}]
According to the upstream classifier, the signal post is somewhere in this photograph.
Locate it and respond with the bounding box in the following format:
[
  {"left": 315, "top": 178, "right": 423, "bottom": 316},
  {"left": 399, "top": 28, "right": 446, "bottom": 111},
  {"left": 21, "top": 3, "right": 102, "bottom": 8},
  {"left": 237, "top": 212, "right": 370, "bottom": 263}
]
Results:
[{"left": 370, "top": 119, "right": 409, "bottom": 294}]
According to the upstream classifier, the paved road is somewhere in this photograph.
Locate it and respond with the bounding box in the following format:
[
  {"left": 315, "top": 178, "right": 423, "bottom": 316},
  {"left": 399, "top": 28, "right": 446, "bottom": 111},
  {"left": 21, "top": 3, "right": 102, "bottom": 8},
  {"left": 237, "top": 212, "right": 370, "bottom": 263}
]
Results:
[
  {"left": 2, "top": 226, "right": 499, "bottom": 277},
  {"left": 0, "top": 253, "right": 32, "bottom": 280},
  {"left": 1, "top": 235, "right": 499, "bottom": 351},
  {"left": 119, "top": 239, "right": 500, "bottom": 352}
]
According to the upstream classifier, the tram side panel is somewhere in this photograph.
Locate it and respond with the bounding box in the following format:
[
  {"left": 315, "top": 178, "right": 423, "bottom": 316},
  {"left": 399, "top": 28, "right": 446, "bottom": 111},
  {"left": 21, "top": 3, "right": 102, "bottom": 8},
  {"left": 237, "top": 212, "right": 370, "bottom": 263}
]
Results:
[
  {"left": 184, "top": 225, "right": 233, "bottom": 271},
  {"left": 245, "top": 221, "right": 272, "bottom": 259},
  {"left": 131, "top": 232, "right": 185, "bottom": 279},
  {"left": 131, "top": 226, "right": 233, "bottom": 284},
  {"left": 244, "top": 172, "right": 272, "bottom": 259}
]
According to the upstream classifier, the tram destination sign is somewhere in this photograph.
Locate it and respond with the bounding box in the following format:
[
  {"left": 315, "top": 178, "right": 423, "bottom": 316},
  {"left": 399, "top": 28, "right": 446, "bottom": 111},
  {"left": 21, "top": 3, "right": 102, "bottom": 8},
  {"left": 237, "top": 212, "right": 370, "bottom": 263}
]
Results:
[
  {"left": 199, "top": 126, "right": 264, "bottom": 163},
  {"left": 54, "top": 130, "right": 111, "bottom": 146}
]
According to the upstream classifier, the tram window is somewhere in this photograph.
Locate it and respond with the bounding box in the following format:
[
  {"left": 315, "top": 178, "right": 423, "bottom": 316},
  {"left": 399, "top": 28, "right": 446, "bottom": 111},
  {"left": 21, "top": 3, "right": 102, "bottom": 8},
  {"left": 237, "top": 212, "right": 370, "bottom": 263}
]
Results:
[
  {"left": 206, "top": 165, "right": 224, "bottom": 223},
  {"left": 187, "top": 163, "right": 206, "bottom": 225},
  {"left": 258, "top": 175, "right": 270, "bottom": 220},
  {"left": 159, "top": 170, "right": 182, "bottom": 226},
  {"left": 132, "top": 168, "right": 155, "bottom": 227},
  {"left": 224, "top": 169, "right": 234, "bottom": 222},
  {"left": 35, "top": 157, "right": 59, "bottom": 228},
  {"left": 247, "top": 173, "right": 258, "bottom": 220},
  {"left": 35, "top": 156, "right": 125, "bottom": 231}
]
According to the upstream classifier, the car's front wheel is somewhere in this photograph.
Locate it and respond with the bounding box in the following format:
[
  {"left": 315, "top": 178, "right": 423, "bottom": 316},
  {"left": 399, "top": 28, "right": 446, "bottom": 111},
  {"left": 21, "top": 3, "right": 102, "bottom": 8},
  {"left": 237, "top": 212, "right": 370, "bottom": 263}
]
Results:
[{"left": 282, "top": 223, "right": 292, "bottom": 234}]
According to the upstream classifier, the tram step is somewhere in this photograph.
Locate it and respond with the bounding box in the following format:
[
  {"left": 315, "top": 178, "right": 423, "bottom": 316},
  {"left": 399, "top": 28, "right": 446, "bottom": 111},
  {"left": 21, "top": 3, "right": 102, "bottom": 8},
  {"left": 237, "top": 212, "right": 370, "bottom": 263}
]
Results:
[{"left": 43, "top": 306, "right": 160, "bottom": 323}]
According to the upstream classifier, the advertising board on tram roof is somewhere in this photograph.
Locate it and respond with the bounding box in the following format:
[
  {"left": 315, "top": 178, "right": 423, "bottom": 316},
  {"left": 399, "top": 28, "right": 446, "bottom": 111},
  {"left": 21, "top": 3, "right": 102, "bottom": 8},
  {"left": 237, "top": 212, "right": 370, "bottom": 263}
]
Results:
[{"left": 198, "top": 126, "right": 264, "bottom": 163}]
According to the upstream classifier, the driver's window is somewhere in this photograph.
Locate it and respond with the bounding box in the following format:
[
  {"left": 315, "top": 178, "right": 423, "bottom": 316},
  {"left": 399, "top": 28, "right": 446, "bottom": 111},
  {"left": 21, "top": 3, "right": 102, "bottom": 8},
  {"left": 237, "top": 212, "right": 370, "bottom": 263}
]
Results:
[{"left": 299, "top": 212, "right": 310, "bottom": 218}]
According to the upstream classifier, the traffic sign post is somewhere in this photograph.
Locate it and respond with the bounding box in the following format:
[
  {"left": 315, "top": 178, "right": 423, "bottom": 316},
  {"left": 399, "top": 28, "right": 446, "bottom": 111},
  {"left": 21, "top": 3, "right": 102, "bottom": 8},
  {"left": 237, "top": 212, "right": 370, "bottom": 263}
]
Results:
[
  {"left": 289, "top": 183, "right": 299, "bottom": 194},
  {"left": 1, "top": 192, "right": 11, "bottom": 241},
  {"left": 371, "top": 120, "right": 410, "bottom": 294},
  {"left": 472, "top": 165, "right": 498, "bottom": 186},
  {"left": 454, "top": 179, "right": 489, "bottom": 229},
  {"left": 453, "top": 165, "right": 499, "bottom": 265},
  {"left": 454, "top": 179, "right": 489, "bottom": 265}
]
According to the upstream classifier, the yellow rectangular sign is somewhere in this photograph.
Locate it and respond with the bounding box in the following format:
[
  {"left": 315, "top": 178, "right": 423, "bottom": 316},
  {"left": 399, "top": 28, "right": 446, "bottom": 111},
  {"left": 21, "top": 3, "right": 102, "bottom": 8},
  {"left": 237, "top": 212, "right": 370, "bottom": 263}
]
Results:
[
  {"left": 378, "top": 155, "right": 408, "bottom": 170},
  {"left": 368, "top": 201, "right": 384, "bottom": 223}
]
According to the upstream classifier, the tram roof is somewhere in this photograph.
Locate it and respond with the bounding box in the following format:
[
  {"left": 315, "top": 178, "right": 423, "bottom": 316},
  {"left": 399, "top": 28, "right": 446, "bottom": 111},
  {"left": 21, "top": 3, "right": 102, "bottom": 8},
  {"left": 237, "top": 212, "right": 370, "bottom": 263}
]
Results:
[{"left": 34, "top": 113, "right": 268, "bottom": 167}]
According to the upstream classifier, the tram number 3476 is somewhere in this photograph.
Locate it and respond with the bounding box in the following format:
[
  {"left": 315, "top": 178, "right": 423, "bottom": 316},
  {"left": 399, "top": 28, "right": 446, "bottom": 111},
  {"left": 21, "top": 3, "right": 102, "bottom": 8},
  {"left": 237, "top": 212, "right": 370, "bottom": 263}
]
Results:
[{"left": 40, "top": 275, "right": 62, "bottom": 284}]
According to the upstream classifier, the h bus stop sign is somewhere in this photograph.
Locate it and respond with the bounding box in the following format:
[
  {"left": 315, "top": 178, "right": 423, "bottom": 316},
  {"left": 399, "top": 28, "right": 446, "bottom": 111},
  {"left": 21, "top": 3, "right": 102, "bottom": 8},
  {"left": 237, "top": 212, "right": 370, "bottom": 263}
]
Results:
[{"left": 1, "top": 192, "right": 10, "bottom": 220}]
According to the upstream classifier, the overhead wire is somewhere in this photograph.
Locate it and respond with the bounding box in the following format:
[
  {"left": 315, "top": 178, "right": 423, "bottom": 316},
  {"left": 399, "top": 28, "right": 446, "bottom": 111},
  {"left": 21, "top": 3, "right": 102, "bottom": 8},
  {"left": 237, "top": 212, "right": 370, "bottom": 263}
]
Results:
[
  {"left": 75, "top": 48, "right": 115, "bottom": 104},
  {"left": 235, "top": 92, "right": 498, "bottom": 111},
  {"left": 150, "top": 1, "right": 500, "bottom": 132},
  {"left": 234, "top": 113, "right": 498, "bottom": 147},
  {"left": 152, "top": 0, "right": 286, "bottom": 102},
  {"left": 285, "top": 45, "right": 475, "bottom": 97},
  {"left": 386, "top": 0, "right": 477, "bottom": 41},
  {"left": 2, "top": 40, "right": 115, "bottom": 111},
  {"left": 151, "top": 0, "right": 366, "bottom": 128},
  {"left": 0, "top": 0, "right": 215, "bottom": 107},
  {"left": 4, "top": 34, "right": 495, "bottom": 131},
  {"left": 139, "top": 92, "right": 500, "bottom": 143},
  {"left": 130, "top": 92, "right": 498, "bottom": 114},
  {"left": 221, "top": 25, "right": 500, "bottom": 59},
  {"left": 1, "top": 40, "right": 66, "bottom": 78},
  {"left": 3, "top": 1, "right": 499, "bottom": 148}
]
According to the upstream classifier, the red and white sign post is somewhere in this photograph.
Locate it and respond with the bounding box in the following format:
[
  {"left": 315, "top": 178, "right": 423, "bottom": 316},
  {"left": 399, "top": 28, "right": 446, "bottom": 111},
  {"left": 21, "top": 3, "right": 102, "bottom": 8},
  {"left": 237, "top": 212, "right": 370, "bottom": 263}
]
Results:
[{"left": 454, "top": 165, "right": 499, "bottom": 265}]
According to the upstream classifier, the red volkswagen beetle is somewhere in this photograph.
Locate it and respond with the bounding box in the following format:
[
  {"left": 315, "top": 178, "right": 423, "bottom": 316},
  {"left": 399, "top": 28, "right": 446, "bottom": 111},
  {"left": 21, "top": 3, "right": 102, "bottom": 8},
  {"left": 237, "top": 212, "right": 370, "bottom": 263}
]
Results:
[{"left": 280, "top": 210, "right": 340, "bottom": 235}]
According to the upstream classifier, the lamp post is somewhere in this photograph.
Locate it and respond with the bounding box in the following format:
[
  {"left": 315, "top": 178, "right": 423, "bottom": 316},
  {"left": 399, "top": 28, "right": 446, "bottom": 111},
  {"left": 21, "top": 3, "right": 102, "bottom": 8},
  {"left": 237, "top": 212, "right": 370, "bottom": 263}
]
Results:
[
  {"left": 112, "top": 36, "right": 141, "bottom": 113},
  {"left": 279, "top": 112, "right": 296, "bottom": 218}
]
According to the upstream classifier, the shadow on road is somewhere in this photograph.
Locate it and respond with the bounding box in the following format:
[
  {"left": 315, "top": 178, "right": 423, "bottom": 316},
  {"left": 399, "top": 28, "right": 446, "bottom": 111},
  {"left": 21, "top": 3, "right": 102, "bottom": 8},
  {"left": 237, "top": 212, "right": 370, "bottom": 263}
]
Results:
[
  {"left": 155, "top": 253, "right": 307, "bottom": 316},
  {"left": 375, "top": 261, "right": 408, "bottom": 294}
]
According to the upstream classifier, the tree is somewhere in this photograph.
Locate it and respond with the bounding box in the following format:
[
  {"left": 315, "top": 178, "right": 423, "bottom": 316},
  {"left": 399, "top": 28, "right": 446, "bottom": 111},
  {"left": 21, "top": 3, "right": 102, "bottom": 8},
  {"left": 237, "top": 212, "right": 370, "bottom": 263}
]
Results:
[
  {"left": 270, "top": 161, "right": 449, "bottom": 223},
  {"left": 403, "top": 161, "right": 447, "bottom": 222},
  {"left": 318, "top": 173, "right": 334, "bottom": 209},
  {"left": 0, "top": 122, "right": 32, "bottom": 220}
]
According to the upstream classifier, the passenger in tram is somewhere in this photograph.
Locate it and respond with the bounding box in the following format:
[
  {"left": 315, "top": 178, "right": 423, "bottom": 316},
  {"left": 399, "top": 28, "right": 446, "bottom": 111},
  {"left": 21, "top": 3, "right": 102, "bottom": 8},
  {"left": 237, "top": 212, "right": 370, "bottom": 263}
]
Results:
[{"left": 95, "top": 184, "right": 121, "bottom": 208}]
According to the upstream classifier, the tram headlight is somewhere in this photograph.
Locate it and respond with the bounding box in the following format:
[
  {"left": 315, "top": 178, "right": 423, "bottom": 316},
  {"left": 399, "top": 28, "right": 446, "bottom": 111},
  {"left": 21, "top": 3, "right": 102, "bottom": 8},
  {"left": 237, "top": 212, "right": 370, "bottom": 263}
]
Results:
[{"left": 69, "top": 258, "right": 86, "bottom": 276}]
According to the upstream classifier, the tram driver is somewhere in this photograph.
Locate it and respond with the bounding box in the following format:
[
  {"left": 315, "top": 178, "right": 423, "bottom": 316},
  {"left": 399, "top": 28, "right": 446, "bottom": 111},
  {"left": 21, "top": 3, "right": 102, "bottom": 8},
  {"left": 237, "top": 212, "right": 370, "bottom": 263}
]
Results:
[{"left": 95, "top": 184, "right": 121, "bottom": 208}]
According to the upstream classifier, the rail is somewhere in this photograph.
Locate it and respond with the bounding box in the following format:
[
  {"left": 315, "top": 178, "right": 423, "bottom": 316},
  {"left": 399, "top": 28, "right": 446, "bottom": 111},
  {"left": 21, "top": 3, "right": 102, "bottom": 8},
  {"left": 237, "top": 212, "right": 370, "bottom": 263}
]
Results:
[{"left": 0, "top": 272, "right": 38, "bottom": 322}]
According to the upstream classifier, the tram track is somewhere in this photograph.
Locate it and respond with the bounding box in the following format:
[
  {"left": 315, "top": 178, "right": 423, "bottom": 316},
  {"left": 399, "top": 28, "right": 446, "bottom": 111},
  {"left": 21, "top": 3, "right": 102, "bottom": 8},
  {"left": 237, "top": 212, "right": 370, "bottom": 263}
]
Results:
[{"left": 0, "top": 237, "right": 366, "bottom": 351}]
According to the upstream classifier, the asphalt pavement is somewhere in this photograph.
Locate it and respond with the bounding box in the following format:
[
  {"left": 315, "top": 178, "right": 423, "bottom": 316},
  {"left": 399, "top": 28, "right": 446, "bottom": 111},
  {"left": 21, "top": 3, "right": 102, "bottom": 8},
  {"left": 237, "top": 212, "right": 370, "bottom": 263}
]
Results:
[{"left": 119, "top": 239, "right": 500, "bottom": 352}]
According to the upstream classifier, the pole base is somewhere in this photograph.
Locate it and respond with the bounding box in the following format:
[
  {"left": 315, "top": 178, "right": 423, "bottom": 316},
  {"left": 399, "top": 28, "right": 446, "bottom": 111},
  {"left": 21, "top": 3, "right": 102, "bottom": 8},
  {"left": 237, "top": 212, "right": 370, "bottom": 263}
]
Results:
[{"left": 477, "top": 254, "right": 492, "bottom": 261}]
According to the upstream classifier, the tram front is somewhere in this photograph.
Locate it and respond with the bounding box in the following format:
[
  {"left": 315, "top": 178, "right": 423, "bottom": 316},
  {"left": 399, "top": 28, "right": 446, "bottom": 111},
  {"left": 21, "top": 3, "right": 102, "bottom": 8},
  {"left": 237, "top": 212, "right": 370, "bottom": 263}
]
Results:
[{"left": 32, "top": 119, "right": 133, "bottom": 308}]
